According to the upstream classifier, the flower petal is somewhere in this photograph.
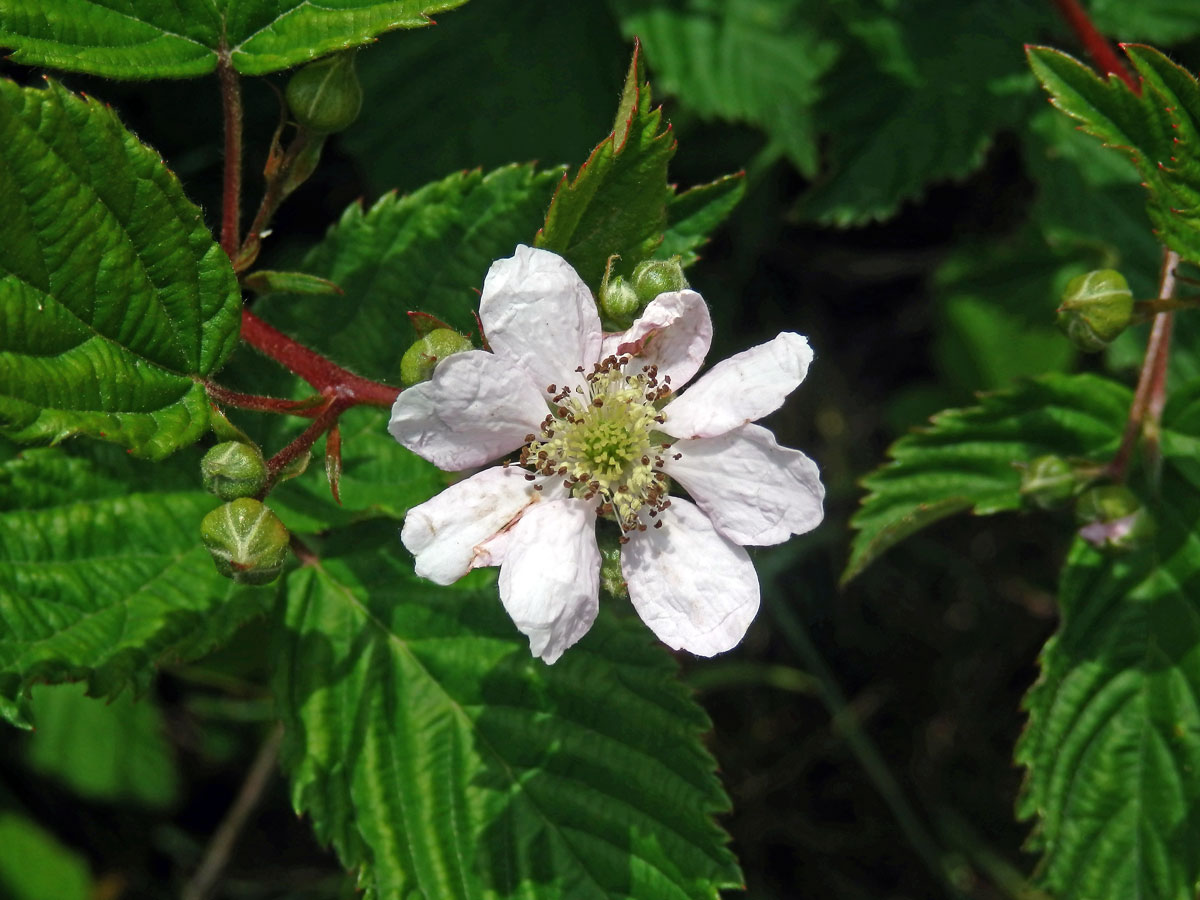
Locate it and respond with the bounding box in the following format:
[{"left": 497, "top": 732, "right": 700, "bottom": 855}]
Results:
[
  {"left": 480, "top": 245, "right": 602, "bottom": 397},
  {"left": 388, "top": 350, "right": 547, "bottom": 470},
  {"left": 664, "top": 423, "right": 824, "bottom": 545},
  {"left": 498, "top": 498, "right": 600, "bottom": 663},
  {"left": 622, "top": 498, "right": 759, "bottom": 656},
  {"left": 609, "top": 290, "right": 712, "bottom": 390},
  {"left": 661, "top": 332, "right": 814, "bottom": 439},
  {"left": 401, "top": 466, "right": 563, "bottom": 585}
]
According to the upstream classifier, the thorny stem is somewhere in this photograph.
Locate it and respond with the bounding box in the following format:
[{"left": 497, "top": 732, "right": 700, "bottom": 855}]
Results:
[
  {"left": 181, "top": 722, "right": 284, "bottom": 900},
  {"left": 213, "top": 64, "right": 399, "bottom": 500},
  {"left": 261, "top": 400, "right": 343, "bottom": 493},
  {"left": 217, "top": 51, "right": 242, "bottom": 257},
  {"left": 1050, "top": 0, "right": 1139, "bottom": 92},
  {"left": 202, "top": 381, "right": 326, "bottom": 417},
  {"left": 1108, "top": 249, "right": 1178, "bottom": 483}
]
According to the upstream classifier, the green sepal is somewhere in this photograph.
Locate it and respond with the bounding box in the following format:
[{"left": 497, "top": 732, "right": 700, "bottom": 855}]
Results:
[{"left": 242, "top": 270, "right": 344, "bottom": 296}]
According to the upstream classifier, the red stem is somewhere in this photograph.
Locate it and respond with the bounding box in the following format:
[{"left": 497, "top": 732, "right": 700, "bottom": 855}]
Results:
[
  {"left": 262, "top": 401, "right": 342, "bottom": 491},
  {"left": 217, "top": 52, "right": 242, "bottom": 256},
  {"left": 203, "top": 382, "right": 325, "bottom": 417},
  {"left": 1108, "top": 249, "right": 1178, "bottom": 482},
  {"left": 238, "top": 310, "right": 398, "bottom": 407},
  {"left": 1050, "top": 0, "right": 1139, "bottom": 93}
]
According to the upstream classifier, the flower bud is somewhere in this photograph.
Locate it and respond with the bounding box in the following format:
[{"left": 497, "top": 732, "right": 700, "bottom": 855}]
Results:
[
  {"left": 631, "top": 257, "right": 688, "bottom": 303},
  {"left": 1056, "top": 269, "right": 1133, "bottom": 353},
  {"left": 201, "top": 498, "right": 290, "bottom": 585},
  {"left": 400, "top": 328, "right": 473, "bottom": 386},
  {"left": 599, "top": 275, "right": 640, "bottom": 330},
  {"left": 1075, "top": 485, "right": 1154, "bottom": 552},
  {"left": 285, "top": 51, "right": 363, "bottom": 134},
  {"left": 1020, "top": 455, "right": 1079, "bottom": 510},
  {"left": 201, "top": 441, "right": 267, "bottom": 501}
]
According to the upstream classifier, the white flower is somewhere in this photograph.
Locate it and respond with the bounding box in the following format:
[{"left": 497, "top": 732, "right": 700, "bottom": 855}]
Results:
[{"left": 389, "top": 245, "right": 824, "bottom": 663}]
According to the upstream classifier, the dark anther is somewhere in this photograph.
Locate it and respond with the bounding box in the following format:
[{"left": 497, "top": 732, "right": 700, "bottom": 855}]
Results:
[{"left": 524, "top": 474, "right": 535, "bottom": 481}]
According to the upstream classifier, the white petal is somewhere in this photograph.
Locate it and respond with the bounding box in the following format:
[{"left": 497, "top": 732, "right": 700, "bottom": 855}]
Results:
[
  {"left": 610, "top": 290, "right": 713, "bottom": 390},
  {"left": 498, "top": 499, "right": 600, "bottom": 664},
  {"left": 479, "top": 245, "right": 602, "bottom": 397},
  {"left": 664, "top": 423, "right": 824, "bottom": 546},
  {"left": 401, "top": 466, "right": 563, "bottom": 584},
  {"left": 661, "top": 332, "right": 814, "bottom": 439},
  {"left": 622, "top": 498, "right": 759, "bottom": 656},
  {"left": 389, "top": 350, "right": 547, "bottom": 470}
]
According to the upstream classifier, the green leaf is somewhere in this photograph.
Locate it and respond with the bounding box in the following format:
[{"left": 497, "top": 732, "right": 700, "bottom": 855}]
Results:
[
  {"left": 844, "top": 374, "right": 1131, "bottom": 583},
  {"left": 1026, "top": 44, "right": 1200, "bottom": 265},
  {"left": 535, "top": 45, "right": 678, "bottom": 290},
  {"left": 1016, "top": 383, "right": 1200, "bottom": 899},
  {"left": 1085, "top": 0, "right": 1200, "bottom": 44},
  {"left": 0, "top": 812, "right": 91, "bottom": 900},
  {"left": 342, "top": 1, "right": 627, "bottom": 198},
  {"left": 800, "top": 0, "right": 1052, "bottom": 225},
  {"left": 658, "top": 173, "right": 746, "bottom": 267},
  {"left": 25, "top": 682, "right": 179, "bottom": 808},
  {"left": 251, "top": 164, "right": 560, "bottom": 386},
  {"left": 0, "top": 0, "right": 469, "bottom": 79},
  {"left": 0, "top": 447, "right": 274, "bottom": 728},
  {"left": 612, "top": 0, "right": 840, "bottom": 176},
  {"left": 0, "top": 79, "right": 240, "bottom": 459},
  {"left": 277, "top": 525, "right": 742, "bottom": 899}
]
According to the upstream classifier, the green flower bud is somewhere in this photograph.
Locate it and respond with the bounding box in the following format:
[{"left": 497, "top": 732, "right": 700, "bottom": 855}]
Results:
[
  {"left": 631, "top": 257, "right": 688, "bottom": 304},
  {"left": 1056, "top": 269, "right": 1133, "bottom": 353},
  {"left": 1020, "top": 455, "right": 1079, "bottom": 510},
  {"left": 286, "top": 52, "right": 363, "bottom": 134},
  {"left": 1074, "top": 485, "right": 1154, "bottom": 552},
  {"left": 201, "top": 441, "right": 267, "bottom": 501},
  {"left": 201, "top": 498, "right": 290, "bottom": 585},
  {"left": 599, "top": 275, "right": 640, "bottom": 330},
  {"left": 400, "top": 328, "right": 473, "bottom": 386}
]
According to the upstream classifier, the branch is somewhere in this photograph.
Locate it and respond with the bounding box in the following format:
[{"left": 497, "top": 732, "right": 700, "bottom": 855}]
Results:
[
  {"left": 1108, "top": 249, "right": 1178, "bottom": 482},
  {"left": 217, "top": 51, "right": 242, "bottom": 257},
  {"left": 181, "top": 722, "right": 284, "bottom": 900}
]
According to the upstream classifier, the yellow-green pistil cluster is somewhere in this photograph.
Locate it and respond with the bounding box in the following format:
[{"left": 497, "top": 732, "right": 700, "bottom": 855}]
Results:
[{"left": 519, "top": 354, "right": 678, "bottom": 535}]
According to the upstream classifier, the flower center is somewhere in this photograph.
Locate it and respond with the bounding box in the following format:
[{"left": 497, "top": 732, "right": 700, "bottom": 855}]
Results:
[{"left": 520, "top": 354, "right": 675, "bottom": 534}]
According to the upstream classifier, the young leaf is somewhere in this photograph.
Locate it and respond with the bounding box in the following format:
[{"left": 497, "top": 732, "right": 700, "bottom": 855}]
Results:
[
  {"left": 1016, "top": 384, "right": 1200, "bottom": 899},
  {"left": 658, "top": 172, "right": 746, "bottom": 267},
  {"left": 0, "top": 0, "right": 469, "bottom": 79},
  {"left": 1026, "top": 44, "right": 1200, "bottom": 265},
  {"left": 535, "top": 43, "right": 678, "bottom": 290},
  {"left": 25, "top": 683, "right": 179, "bottom": 808},
  {"left": 0, "top": 448, "right": 274, "bottom": 728},
  {"left": 276, "top": 525, "right": 742, "bottom": 899},
  {"left": 612, "top": 0, "right": 840, "bottom": 176},
  {"left": 844, "top": 374, "right": 1131, "bottom": 583},
  {"left": 0, "top": 79, "right": 241, "bottom": 459},
  {"left": 252, "top": 164, "right": 560, "bottom": 385}
]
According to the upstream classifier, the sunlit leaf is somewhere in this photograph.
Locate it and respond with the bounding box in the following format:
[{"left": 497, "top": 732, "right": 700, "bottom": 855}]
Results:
[
  {"left": 0, "top": 79, "right": 240, "bottom": 459},
  {"left": 277, "top": 524, "right": 742, "bottom": 899},
  {"left": 0, "top": 0, "right": 469, "bottom": 78},
  {"left": 0, "top": 447, "right": 274, "bottom": 728}
]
